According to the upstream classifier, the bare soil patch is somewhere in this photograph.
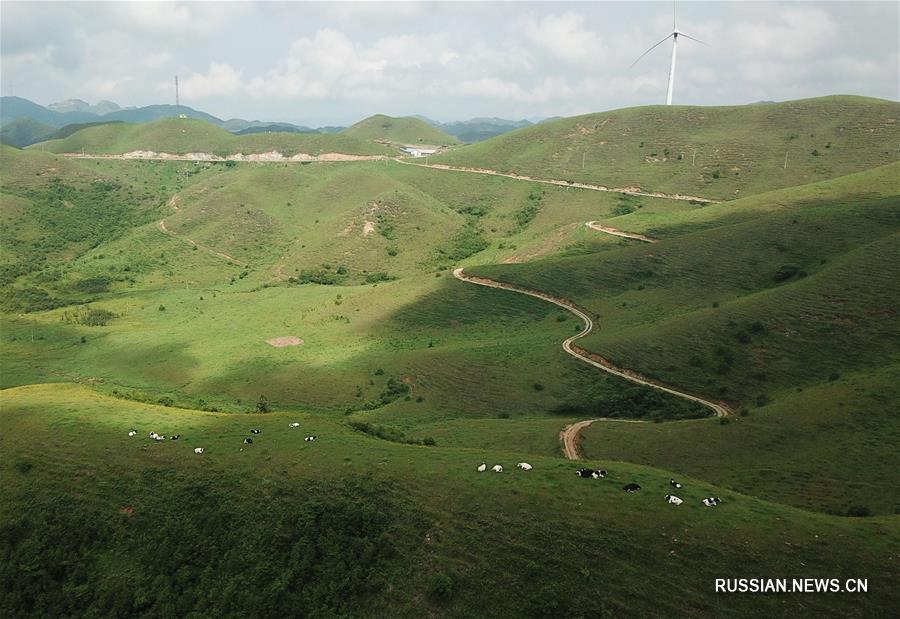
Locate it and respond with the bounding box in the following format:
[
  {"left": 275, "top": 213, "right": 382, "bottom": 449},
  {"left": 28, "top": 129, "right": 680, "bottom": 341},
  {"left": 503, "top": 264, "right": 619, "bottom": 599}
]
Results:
[{"left": 266, "top": 336, "right": 304, "bottom": 348}]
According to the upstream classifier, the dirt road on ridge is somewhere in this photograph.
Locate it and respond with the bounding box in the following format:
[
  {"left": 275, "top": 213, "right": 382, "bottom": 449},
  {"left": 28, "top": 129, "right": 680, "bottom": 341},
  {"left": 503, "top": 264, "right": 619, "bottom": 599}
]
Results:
[
  {"left": 452, "top": 268, "right": 730, "bottom": 460},
  {"left": 585, "top": 221, "right": 659, "bottom": 243},
  {"left": 395, "top": 158, "right": 717, "bottom": 204}
]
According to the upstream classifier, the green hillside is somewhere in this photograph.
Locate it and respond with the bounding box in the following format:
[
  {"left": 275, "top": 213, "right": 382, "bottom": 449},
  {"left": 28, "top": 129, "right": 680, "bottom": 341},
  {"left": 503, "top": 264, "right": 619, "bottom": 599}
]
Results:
[
  {"left": 437, "top": 96, "right": 900, "bottom": 199},
  {"left": 2, "top": 383, "right": 898, "bottom": 617},
  {"left": 3, "top": 98, "right": 899, "bottom": 616},
  {"left": 29, "top": 118, "right": 394, "bottom": 156},
  {"left": 343, "top": 114, "right": 460, "bottom": 145},
  {"left": 0, "top": 118, "right": 56, "bottom": 147}
]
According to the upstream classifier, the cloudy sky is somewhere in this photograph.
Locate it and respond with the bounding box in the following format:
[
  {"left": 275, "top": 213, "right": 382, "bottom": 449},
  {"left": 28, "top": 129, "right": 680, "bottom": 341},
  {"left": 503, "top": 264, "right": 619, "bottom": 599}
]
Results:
[{"left": 2, "top": 1, "right": 897, "bottom": 125}]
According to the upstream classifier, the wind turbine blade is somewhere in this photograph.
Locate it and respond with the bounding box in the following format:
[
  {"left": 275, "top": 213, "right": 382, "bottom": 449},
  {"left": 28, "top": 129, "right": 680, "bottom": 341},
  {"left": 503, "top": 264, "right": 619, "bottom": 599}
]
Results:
[
  {"left": 630, "top": 33, "right": 675, "bottom": 67},
  {"left": 677, "top": 31, "right": 707, "bottom": 45}
]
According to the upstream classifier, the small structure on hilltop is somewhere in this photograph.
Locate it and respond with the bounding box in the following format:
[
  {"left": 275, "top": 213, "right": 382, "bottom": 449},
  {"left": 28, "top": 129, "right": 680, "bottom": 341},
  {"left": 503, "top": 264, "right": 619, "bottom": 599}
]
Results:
[{"left": 400, "top": 146, "right": 438, "bottom": 158}]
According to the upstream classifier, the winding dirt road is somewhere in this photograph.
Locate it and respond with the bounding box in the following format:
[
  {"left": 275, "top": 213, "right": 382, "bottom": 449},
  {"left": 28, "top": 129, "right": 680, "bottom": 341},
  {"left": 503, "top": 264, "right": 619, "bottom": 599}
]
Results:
[
  {"left": 585, "top": 221, "right": 659, "bottom": 243},
  {"left": 395, "top": 158, "right": 717, "bottom": 204},
  {"left": 452, "top": 268, "right": 730, "bottom": 459}
]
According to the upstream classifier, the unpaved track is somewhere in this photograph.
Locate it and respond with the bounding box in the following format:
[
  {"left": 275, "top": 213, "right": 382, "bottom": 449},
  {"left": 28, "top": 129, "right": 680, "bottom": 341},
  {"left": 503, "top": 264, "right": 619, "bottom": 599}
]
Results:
[
  {"left": 585, "top": 221, "right": 659, "bottom": 243},
  {"left": 453, "top": 268, "right": 730, "bottom": 459},
  {"left": 157, "top": 195, "right": 246, "bottom": 266},
  {"left": 560, "top": 418, "right": 645, "bottom": 460},
  {"left": 395, "top": 158, "right": 717, "bottom": 204}
]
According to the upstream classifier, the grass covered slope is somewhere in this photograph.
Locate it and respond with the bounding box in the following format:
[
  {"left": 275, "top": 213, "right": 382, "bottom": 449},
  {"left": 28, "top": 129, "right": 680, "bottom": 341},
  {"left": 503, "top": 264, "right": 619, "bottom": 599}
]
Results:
[
  {"left": 437, "top": 96, "right": 900, "bottom": 199},
  {"left": 465, "top": 164, "right": 900, "bottom": 513},
  {"left": 29, "top": 118, "right": 394, "bottom": 156},
  {"left": 343, "top": 114, "right": 460, "bottom": 145},
  {"left": 2, "top": 384, "right": 898, "bottom": 617}
]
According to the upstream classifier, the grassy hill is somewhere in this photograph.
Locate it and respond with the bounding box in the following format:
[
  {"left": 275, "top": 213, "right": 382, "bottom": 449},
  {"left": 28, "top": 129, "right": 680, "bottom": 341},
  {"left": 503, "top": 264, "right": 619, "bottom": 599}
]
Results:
[
  {"left": 0, "top": 118, "right": 56, "bottom": 147},
  {"left": 437, "top": 96, "right": 900, "bottom": 199},
  {"left": 2, "top": 383, "right": 898, "bottom": 617},
  {"left": 343, "top": 114, "right": 460, "bottom": 145},
  {"left": 29, "top": 118, "right": 394, "bottom": 156},
  {"left": 465, "top": 162, "right": 900, "bottom": 514},
  {"left": 2, "top": 100, "right": 899, "bottom": 615}
]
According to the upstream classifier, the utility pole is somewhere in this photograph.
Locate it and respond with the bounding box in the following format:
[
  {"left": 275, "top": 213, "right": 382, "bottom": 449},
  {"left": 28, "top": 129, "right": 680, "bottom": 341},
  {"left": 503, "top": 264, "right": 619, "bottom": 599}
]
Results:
[
  {"left": 582, "top": 152, "right": 586, "bottom": 169},
  {"left": 175, "top": 75, "right": 180, "bottom": 107},
  {"left": 692, "top": 150, "right": 696, "bottom": 167},
  {"left": 783, "top": 151, "right": 789, "bottom": 170}
]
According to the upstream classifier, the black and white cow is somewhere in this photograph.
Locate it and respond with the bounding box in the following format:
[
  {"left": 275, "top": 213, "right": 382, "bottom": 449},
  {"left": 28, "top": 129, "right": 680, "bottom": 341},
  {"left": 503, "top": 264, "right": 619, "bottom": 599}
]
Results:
[
  {"left": 591, "top": 469, "right": 608, "bottom": 479},
  {"left": 576, "top": 468, "right": 595, "bottom": 478},
  {"left": 304, "top": 435, "right": 317, "bottom": 442},
  {"left": 670, "top": 478, "right": 682, "bottom": 489},
  {"left": 623, "top": 483, "right": 641, "bottom": 493},
  {"left": 701, "top": 497, "right": 722, "bottom": 507},
  {"left": 243, "top": 437, "right": 253, "bottom": 445},
  {"left": 170, "top": 435, "right": 181, "bottom": 440},
  {"left": 250, "top": 429, "right": 261, "bottom": 435},
  {"left": 665, "top": 495, "right": 684, "bottom": 505}
]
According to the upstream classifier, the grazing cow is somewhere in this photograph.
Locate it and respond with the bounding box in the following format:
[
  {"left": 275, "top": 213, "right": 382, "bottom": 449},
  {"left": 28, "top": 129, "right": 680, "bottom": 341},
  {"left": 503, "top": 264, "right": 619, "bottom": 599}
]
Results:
[
  {"left": 170, "top": 435, "right": 181, "bottom": 440},
  {"left": 154, "top": 435, "right": 166, "bottom": 442},
  {"left": 591, "top": 469, "right": 608, "bottom": 479},
  {"left": 250, "top": 429, "right": 261, "bottom": 435},
  {"left": 517, "top": 462, "right": 533, "bottom": 471},
  {"left": 128, "top": 431, "right": 137, "bottom": 437},
  {"left": 491, "top": 465, "right": 503, "bottom": 473},
  {"left": 576, "top": 468, "right": 595, "bottom": 478},
  {"left": 289, "top": 422, "right": 300, "bottom": 428},
  {"left": 243, "top": 437, "right": 253, "bottom": 445},
  {"left": 477, "top": 463, "right": 487, "bottom": 472},
  {"left": 702, "top": 497, "right": 721, "bottom": 507},
  {"left": 670, "top": 478, "right": 682, "bottom": 489},
  {"left": 623, "top": 483, "right": 641, "bottom": 493},
  {"left": 665, "top": 495, "right": 684, "bottom": 505},
  {"left": 304, "top": 435, "right": 317, "bottom": 442},
  {"left": 194, "top": 447, "right": 204, "bottom": 454},
  {"left": 148, "top": 432, "right": 159, "bottom": 439}
]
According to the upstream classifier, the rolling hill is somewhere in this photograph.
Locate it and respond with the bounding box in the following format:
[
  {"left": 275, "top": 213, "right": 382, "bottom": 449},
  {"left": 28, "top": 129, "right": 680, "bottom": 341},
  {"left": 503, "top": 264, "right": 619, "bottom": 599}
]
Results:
[
  {"left": 2, "top": 96, "right": 899, "bottom": 616},
  {"left": 0, "top": 118, "right": 56, "bottom": 147},
  {"left": 29, "top": 118, "right": 394, "bottom": 156},
  {"left": 342, "top": 114, "right": 460, "bottom": 145},
  {"left": 437, "top": 95, "right": 900, "bottom": 200}
]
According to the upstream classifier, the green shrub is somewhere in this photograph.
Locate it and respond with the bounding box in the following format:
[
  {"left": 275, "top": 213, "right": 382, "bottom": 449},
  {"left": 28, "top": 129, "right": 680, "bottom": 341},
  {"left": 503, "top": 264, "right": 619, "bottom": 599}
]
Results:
[{"left": 428, "top": 573, "right": 454, "bottom": 601}]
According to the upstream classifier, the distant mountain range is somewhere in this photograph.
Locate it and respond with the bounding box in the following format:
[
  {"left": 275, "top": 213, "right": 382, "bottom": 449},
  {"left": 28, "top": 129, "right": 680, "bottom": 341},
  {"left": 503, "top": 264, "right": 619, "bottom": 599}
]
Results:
[{"left": 0, "top": 95, "right": 538, "bottom": 147}]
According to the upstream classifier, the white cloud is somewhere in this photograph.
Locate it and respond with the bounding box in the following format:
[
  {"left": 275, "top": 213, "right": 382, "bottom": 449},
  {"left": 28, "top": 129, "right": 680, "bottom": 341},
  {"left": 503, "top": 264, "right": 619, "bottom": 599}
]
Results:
[
  {"left": 733, "top": 6, "right": 838, "bottom": 60},
  {"left": 180, "top": 63, "right": 243, "bottom": 98},
  {"left": 524, "top": 12, "right": 603, "bottom": 62}
]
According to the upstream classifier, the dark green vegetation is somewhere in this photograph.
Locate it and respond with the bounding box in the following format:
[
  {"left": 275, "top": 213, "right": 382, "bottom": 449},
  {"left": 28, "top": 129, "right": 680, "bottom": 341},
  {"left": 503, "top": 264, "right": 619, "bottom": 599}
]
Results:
[
  {"left": 2, "top": 97, "right": 899, "bottom": 616},
  {"left": 0, "top": 118, "right": 56, "bottom": 148},
  {"left": 437, "top": 96, "right": 900, "bottom": 199}
]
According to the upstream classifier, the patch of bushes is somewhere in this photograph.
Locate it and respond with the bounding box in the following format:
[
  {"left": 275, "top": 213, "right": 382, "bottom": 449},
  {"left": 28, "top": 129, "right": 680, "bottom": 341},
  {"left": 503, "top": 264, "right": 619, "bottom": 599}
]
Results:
[
  {"left": 61, "top": 306, "right": 117, "bottom": 327},
  {"left": 72, "top": 276, "right": 111, "bottom": 294},
  {"left": 553, "top": 386, "right": 710, "bottom": 421},
  {"left": 773, "top": 265, "right": 808, "bottom": 282},
  {"left": 365, "top": 272, "right": 395, "bottom": 284},
  {"left": 348, "top": 421, "right": 435, "bottom": 446}
]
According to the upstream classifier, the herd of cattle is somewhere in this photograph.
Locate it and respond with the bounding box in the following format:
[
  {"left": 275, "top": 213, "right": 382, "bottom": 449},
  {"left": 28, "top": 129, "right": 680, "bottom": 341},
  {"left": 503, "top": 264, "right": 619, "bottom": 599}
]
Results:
[
  {"left": 128, "top": 426, "right": 722, "bottom": 507},
  {"left": 128, "top": 423, "right": 316, "bottom": 453},
  {"left": 478, "top": 463, "right": 722, "bottom": 507}
]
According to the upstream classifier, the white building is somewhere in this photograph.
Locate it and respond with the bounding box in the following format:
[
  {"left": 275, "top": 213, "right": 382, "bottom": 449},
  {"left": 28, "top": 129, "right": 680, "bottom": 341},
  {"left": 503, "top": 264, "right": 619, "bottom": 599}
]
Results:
[{"left": 400, "top": 146, "right": 438, "bottom": 158}]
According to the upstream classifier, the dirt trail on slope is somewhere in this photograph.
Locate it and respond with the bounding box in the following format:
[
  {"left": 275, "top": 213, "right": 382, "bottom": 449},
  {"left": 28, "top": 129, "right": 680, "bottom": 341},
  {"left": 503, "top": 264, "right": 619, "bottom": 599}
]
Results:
[
  {"left": 395, "top": 159, "right": 717, "bottom": 204},
  {"left": 560, "top": 418, "right": 646, "bottom": 460},
  {"left": 62, "top": 151, "right": 388, "bottom": 163},
  {"left": 157, "top": 194, "right": 247, "bottom": 266},
  {"left": 585, "top": 221, "right": 659, "bottom": 243},
  {"left": 452, "top": 268, "right": 730, "bottom": 460}
]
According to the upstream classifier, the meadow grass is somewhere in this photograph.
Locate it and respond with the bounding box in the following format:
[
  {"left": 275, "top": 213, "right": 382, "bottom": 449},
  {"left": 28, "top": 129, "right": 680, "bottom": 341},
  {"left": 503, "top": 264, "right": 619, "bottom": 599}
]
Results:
[{"left": 436, "top": 96, "right": 900, "bottom": 200}]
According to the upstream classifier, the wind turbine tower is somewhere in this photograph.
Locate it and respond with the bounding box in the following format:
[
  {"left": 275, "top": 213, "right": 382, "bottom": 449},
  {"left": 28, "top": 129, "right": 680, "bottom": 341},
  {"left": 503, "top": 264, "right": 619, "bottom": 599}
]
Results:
[
  {"left": 632, "top": 3, "right": 705, "bottom": 105},
  {"left": 175, "top": 75, "right": 180, "bottom": 107}
]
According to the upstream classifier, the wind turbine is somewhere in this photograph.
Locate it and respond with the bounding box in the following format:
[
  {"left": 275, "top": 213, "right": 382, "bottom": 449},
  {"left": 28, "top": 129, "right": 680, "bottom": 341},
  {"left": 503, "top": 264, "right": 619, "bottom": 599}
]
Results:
[{"left": 631, "top": 2, "right": 705, "bottom": 105}]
